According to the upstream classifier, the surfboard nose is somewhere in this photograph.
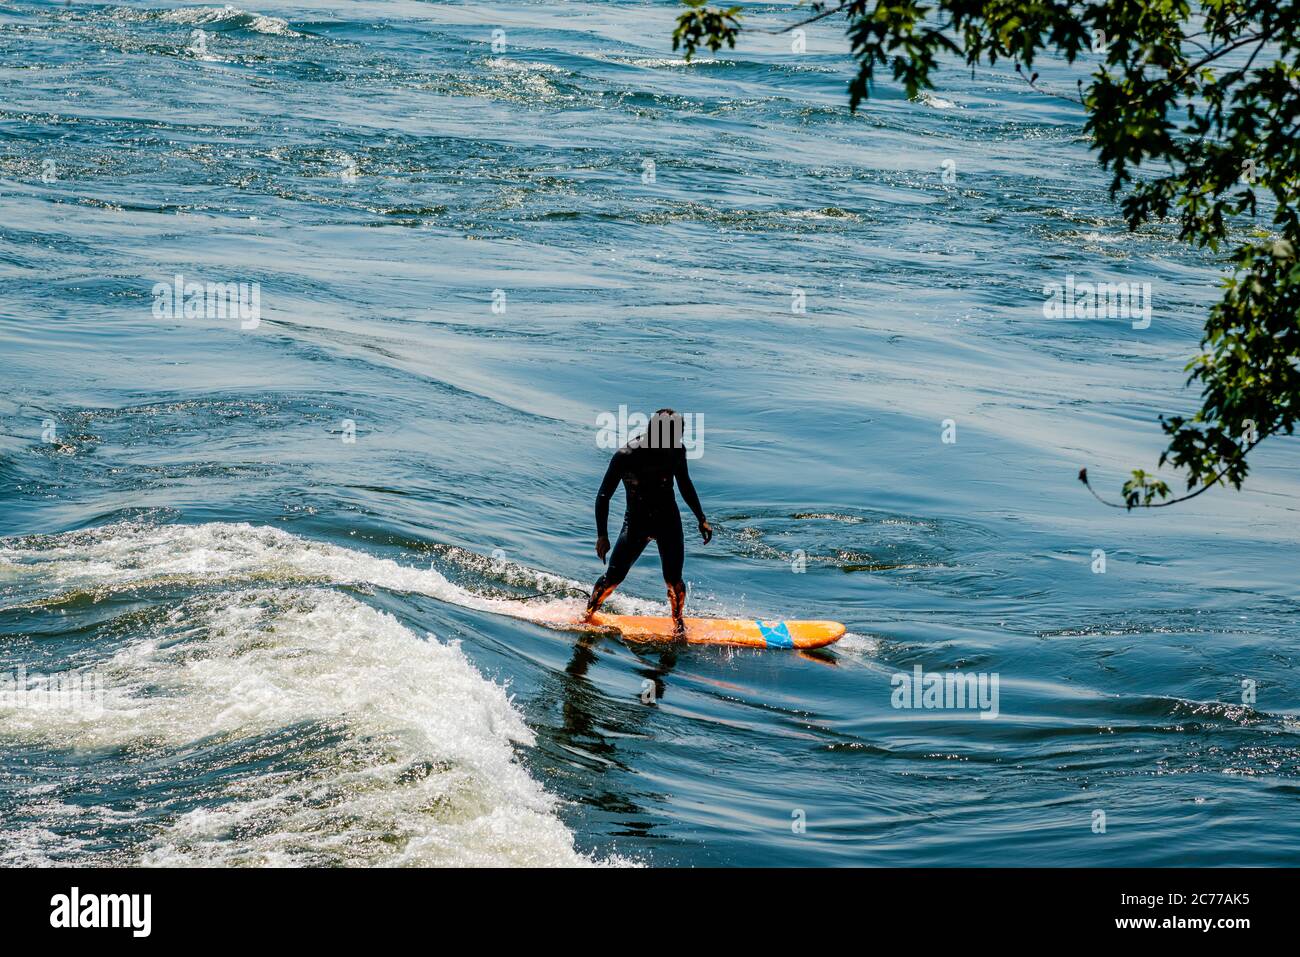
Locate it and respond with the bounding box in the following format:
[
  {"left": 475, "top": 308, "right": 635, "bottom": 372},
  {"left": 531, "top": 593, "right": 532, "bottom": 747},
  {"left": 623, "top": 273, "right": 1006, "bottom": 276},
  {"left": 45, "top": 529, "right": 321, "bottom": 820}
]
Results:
[
  {"left": 750, "top": 619, "right": 847, "bottom": 648},
  {"left": 789, "top": 620, "right": 847, "bottom": 648}
]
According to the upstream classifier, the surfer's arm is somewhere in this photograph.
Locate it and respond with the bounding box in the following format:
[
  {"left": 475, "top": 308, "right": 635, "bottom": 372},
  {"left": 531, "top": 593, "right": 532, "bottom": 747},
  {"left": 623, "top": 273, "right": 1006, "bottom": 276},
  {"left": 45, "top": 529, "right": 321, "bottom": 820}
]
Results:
[
  {"left": 674, "top": 452, "right": 706, "bottom": 526},
  {"left": 594, "top": 453, "right": 623, "bottom": 540}
]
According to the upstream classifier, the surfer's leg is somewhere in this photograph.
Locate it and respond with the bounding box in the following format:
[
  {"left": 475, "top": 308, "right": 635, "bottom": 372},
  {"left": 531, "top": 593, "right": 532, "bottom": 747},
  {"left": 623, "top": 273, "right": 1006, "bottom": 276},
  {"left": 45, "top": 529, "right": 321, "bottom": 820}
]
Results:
[
  {"left": 667, "top": 581, "right": 686, "bottom": 633},
  {"left": 584, "top": 523, "right": 649, "bottom": 618},
  {"left": 657, "top": 516, "right": 687, "bottom": 634}
]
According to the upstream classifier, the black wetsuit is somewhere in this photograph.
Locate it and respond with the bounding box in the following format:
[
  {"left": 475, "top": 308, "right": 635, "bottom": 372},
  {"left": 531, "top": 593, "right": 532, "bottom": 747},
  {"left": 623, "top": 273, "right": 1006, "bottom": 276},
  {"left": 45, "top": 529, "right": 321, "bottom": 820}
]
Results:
[{"left": 595, "top": 444, "right": 706, "bottom": 587}]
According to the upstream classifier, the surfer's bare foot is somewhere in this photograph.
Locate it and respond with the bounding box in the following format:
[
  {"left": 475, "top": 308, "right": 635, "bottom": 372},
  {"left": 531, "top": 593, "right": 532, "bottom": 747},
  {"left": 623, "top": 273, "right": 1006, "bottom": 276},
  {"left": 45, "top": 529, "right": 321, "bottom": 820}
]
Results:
[
  {"left": 584, "top": 578, "right": 616, "bottom": 622},
  {"left": 671, "top": 616, "right": 686, "bottom": 642}
]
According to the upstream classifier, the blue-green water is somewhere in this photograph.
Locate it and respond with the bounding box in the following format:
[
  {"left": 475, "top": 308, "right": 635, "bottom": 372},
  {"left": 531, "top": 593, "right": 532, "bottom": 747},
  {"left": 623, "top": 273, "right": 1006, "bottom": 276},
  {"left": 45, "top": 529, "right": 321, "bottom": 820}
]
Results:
[{"left": 2, "top": 0, "right": 1297, "bottom": 866}]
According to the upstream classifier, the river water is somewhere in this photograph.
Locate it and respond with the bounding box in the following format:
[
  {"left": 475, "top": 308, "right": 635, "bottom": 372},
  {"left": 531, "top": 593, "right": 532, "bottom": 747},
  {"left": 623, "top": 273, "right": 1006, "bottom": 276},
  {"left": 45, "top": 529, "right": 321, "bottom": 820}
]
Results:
[{"left": 1, "top": 0, "right": 1297, "bottom": 866}]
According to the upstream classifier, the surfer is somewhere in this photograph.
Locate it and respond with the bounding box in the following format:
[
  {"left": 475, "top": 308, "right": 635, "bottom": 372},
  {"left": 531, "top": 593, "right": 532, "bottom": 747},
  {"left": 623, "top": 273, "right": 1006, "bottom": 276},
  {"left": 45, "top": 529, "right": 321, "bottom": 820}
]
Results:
[{"left": 584, "top": 408, "right": 712, "bottom": 635}]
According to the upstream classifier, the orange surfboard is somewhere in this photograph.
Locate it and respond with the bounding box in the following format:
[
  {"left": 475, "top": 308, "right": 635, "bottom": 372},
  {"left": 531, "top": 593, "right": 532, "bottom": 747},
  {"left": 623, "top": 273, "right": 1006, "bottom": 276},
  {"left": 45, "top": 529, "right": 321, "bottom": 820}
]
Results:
[{"left": 587, "top": 612, "right": 845, "bottom": 649}]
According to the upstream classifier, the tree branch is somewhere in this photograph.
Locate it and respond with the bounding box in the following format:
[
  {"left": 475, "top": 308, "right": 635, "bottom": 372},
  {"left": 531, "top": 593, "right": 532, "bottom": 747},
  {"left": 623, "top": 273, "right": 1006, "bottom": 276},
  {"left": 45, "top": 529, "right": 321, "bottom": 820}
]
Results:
[{"left": 1077, "top": 430, "right": 1269, "bottom": 509}]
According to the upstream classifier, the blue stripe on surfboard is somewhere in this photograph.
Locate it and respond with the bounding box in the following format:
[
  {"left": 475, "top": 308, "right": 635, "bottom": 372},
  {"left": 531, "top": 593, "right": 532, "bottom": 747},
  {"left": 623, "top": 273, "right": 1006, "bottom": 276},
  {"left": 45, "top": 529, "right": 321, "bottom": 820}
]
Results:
[{"left": 756, "top": 620, "right": 795, "bottom": 648}]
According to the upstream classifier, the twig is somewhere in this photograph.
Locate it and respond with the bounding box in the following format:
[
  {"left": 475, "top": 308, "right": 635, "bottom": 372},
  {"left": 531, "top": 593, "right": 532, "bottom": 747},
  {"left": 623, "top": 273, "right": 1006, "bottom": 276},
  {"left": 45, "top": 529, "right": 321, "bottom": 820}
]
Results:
[
  {"left": 1014, "top": 62, "right": 1086, "bottom": 105},
  {"left": 1077, "top": 432, "right": 1267, "bottom": 508},
  {"left": 750, "top": 1, "right": 854, "bottom": 36}
]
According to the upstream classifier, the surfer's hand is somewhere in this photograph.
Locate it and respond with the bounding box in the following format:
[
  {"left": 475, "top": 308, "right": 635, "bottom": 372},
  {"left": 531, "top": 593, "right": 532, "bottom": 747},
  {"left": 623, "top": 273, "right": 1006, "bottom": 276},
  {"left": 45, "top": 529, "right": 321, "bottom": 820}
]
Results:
[
  {"left": 596, "top": 536, "right": 610, "bottom": 562},
  {"left": 699, "top": 520, "right": 712, "bottom": 545}
]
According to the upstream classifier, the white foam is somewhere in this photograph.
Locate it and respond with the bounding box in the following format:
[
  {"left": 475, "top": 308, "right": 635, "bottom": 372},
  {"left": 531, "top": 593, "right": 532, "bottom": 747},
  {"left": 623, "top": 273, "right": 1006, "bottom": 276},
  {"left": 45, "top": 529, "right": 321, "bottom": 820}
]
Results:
[
  {"left": 0, "top": 825, "right": 95, "bottom": 867},
  {"left": 1, "top": 585, "right": 619, "bottom": 866},
  {"left": 484, "top": 57, "right": 567, "bottom": 75},
  {"left": 162, "top": 5, "right": 301, "bottom": 37},
  {"left": 0, "top": 524, "right": 641, "bottom": 866},
  {"left": 836, "top": 632, "right": 882, "bottom": 659},
  {"left": 916, "top": 91, "right": 958, "bottom": 109},
  {"left": 0, "top": 520, "right": 662, "bottom": 622}
]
